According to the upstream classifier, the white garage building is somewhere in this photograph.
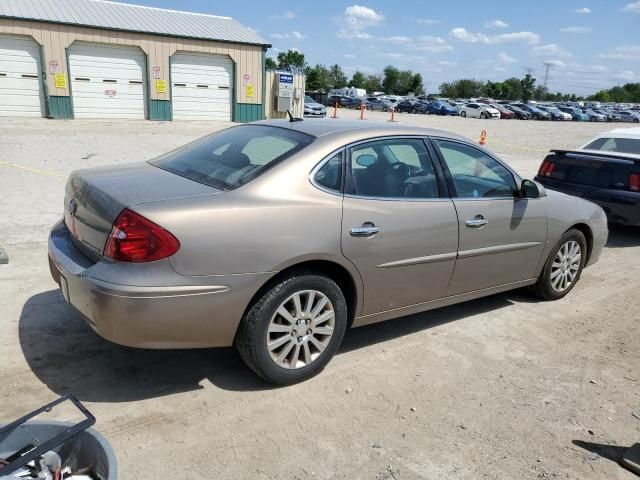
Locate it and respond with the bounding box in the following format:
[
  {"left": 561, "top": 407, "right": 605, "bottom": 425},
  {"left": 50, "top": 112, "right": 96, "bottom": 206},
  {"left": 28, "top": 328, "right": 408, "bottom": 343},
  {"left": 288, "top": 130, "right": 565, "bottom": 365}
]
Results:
[{"left": 0, "top": 0, "right": 270, "bottom": 122}]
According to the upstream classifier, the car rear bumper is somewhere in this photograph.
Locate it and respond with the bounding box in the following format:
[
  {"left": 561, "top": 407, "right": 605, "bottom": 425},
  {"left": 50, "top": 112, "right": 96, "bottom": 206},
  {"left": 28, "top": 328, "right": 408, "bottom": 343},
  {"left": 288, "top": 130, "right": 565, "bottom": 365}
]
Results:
[
  {"left": 535, "top": 178, "right": 640, "bottom": 226},
  {"left": 48, "top": 220, "right": 273, "bottom": 348}
]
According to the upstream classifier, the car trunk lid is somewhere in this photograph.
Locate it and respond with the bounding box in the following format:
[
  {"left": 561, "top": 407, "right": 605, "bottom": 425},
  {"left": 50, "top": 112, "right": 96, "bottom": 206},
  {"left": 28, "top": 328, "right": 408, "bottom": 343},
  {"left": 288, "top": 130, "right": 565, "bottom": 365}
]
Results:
[{"left": 64, "top": 162, "right": 221, "bottom": 261}]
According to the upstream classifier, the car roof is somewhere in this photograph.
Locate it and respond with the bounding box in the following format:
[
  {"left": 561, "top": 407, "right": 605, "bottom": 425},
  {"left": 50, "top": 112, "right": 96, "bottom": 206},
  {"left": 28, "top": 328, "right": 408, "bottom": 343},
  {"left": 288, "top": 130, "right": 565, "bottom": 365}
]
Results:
[
  {"left": 592, "top": 127, "right": 640, "bottom": 139},
  {"left": 252, "top": 119, "right": 469, "bottom": 143}
]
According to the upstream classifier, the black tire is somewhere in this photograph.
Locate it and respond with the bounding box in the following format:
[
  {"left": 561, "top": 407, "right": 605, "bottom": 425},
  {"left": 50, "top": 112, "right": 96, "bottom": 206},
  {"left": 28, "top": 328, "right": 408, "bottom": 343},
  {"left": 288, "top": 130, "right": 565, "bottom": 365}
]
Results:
[
  {"left": 634, "top": 118, "right": 639, "bottom": 123},
  {"left": 461, "top": 111, "right": 466, "bottom": 118},
  {"left": 236, "top": 272, "right": 348, "bottom": 385},
  {"left": 531, "top": 229, "right": 588, "bottom": 301},
  {"left": 480, "top": 112, "right": 486, "bottom": 119}
]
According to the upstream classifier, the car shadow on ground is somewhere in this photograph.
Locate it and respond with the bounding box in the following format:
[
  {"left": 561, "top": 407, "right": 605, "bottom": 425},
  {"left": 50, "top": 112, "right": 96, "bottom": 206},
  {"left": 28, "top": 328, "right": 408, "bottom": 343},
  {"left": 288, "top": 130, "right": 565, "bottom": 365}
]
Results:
[
  {"left": 20, "top": 290, "right": 516, "bottom": 400},
  {"left": 606, "top": 225, "right": 640, "bottom": 248},
  {"left": 572, "top": 440, "right": 633, "bottom": 470}
]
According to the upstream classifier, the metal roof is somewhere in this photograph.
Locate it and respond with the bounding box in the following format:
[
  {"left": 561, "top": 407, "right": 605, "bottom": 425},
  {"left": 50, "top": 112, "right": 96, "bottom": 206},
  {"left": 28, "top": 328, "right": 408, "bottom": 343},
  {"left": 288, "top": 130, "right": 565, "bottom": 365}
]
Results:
[{"left": 0, "top": 0, "right": 270, "bottom": 46}]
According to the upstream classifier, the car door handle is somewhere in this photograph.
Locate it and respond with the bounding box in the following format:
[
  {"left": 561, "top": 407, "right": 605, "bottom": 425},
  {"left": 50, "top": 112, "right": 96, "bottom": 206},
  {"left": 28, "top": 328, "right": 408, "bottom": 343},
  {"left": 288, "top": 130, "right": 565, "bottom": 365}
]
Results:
[
  {"left": 350, "top": 224, "right": 380, "bottom": 237},
  {"left": 465, "top": 217, "right": 488, "bottom": 228}
]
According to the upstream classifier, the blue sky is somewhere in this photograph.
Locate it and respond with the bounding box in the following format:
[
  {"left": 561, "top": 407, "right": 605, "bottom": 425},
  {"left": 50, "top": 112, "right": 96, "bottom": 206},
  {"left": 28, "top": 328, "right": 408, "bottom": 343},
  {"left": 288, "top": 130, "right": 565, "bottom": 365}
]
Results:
[{"left": 121, "top": 0, "right": 639, "bottom": 94}]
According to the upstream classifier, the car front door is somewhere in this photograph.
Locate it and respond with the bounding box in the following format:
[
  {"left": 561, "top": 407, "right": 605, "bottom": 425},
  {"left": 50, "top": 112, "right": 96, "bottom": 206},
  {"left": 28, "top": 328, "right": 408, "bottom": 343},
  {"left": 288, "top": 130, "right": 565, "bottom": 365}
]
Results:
[
  {"left": 432, "top": 138, "right": 548, "bottom": 296},
  {"left": 340, "top": 137, "right": 459, "bottom": 317}
]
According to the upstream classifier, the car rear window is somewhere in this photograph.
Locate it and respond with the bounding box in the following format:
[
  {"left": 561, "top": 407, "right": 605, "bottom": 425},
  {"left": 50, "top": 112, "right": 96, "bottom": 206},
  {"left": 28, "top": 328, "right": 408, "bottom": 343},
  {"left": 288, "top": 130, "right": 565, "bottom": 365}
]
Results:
[
  {"left": 150, "top": 125, "right": 314, "bottom": 190},
  {"left": 583, "top": 137, "right": 640, "bottom": 156}
]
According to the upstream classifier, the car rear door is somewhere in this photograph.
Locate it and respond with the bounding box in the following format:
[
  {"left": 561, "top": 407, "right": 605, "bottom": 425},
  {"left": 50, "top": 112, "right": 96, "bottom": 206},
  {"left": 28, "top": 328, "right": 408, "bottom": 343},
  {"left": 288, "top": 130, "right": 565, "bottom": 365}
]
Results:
[
  {"left": 431, "top": 138, "right": 548, "bottom": 295},
  {"left": 340, "top": 137, "right": 459, "bottom": 316}
]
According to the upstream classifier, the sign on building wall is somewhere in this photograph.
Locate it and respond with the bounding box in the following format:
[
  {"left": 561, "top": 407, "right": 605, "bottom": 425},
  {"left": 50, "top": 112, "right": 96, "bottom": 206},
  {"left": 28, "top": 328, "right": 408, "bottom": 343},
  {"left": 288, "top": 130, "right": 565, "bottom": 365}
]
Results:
[
  {"left": 242, "top": 73, "right": 251, "bottom": 85},
  {"left": 54, "top": 74, "right": 66, "bottom": 89},
  {"left": 156, "top": 80, "right": 167, "bottom": 93},
  {"left": 49, "top": 61, "right": 59, "bottom": 74},
  {"left": 152, "top": 66, "right": 161, "bottom": 79},
  {"left": 246, "top": 84, "right": 254, "bottom": 98}
]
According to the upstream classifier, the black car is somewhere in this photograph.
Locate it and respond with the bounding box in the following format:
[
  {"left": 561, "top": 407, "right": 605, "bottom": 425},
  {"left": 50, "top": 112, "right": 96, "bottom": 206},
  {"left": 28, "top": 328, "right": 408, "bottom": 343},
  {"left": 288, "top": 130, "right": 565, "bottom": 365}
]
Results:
[
  {"left": 328, "top": 95, "right": 361, "bottom": 108},
  {"left": 397, "top": 99, "right": 429, "bottom": 114},
  {"left": 534, "top": 134, "right": 640, "bottom": 226},
  {"left": 505, "top": 104, "right": 532, "bottom": 120}
]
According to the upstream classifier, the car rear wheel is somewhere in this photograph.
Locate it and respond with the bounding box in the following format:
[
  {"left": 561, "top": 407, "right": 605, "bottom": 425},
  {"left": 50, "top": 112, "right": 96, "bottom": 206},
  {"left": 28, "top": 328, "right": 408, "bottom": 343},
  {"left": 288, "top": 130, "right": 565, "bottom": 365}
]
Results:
[
  {"left": 236, "top": 272, "right": 348, "bottom": 385},
  {"left": 531, "top": 229, "right": 587, "bottom": 301},
  {"left": 634, "top": 118, "right": 639, "bottom": 123},
  {"left": 480, "top": 112, "right": 486, "bottom": 119},
  {"left": 461, "top": 111, "right": 466, "bottom": 118}
]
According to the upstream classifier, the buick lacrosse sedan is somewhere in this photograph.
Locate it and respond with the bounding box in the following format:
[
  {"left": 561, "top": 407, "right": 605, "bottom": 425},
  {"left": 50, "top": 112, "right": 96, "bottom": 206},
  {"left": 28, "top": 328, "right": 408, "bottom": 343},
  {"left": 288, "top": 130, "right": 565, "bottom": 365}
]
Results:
[{"left": 49, "top": 120, "right": 608, "bottom": 384}]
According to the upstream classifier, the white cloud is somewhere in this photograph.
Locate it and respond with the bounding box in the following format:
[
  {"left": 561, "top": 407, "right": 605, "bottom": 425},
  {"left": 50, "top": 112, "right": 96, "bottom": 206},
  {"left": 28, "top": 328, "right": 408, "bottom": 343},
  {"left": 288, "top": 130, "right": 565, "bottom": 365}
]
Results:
[
  {"left": 413, "top": 35, "right": 454, "bottom": 52},
  {"left": 269, "top": 11, "right": 295, "bottom": 20},
  {"left": 270, "top": 31, "right": 306, "bottom": 40},
  {"left": 336, "top": 5, "right": 384, "bottom": 40},
  {"left": 485, "top": 19, "right": 509, "bottom": 29},
  {"left": 380, "top": 35, "right": 412, "bottom": 44},
  {"left": 560, "top": 26, "right": 592, "bottom": 33},
  {"left": 378, "top": 52, "right": 425, "bottom": 61},
  {"left": 437, "top": 60, "right": 458, "bottom": 67},
  {"left": 613, "top": 70, "right": 636, "bottom": 80},
  {"left": 450, "top": 28, "right": 539, "bottom": 45},
  {"left": 622, "top": 0, "right": 640, "bottom": 12},
  {"left": 597, "top": 44, "right": 640, "bottom": 60},
  {"left": 494, "top": 67, "right": 507, "bottom": 72},
  {"left": 497, "top": 52, "right": 518, "bottom": 63},
  {"left": 417, "top": 18, "right": 440, "bottom": 26},
  {"left": 574, "top": 7, "right": 591, "bottom": 13},
  {"left": 546, "top": 60, "right": 567, "bottom": 68},
  {"left": 530, "top": 43, "right": 572, "bottom": 57},
  {"left": 344, "top": 53, "right": 356, "bottom": 58}
]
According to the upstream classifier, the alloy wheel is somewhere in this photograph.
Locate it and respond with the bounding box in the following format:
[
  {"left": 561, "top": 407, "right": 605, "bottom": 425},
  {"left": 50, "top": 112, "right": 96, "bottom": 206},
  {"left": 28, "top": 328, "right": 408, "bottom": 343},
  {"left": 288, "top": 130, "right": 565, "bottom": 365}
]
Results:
[
  {"left": 550, "top": 240, "right": 582, "bottom": 293},
  {"left": 266, "top": 290, "right": 335, "bottom": 369}
]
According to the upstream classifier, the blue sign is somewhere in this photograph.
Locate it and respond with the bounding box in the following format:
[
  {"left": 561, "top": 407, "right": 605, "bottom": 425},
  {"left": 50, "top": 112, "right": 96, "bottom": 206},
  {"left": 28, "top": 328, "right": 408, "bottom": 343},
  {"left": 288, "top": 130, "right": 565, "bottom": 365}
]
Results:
[{"left": 279, "top": 73, "right": 293, "bottom": 84}]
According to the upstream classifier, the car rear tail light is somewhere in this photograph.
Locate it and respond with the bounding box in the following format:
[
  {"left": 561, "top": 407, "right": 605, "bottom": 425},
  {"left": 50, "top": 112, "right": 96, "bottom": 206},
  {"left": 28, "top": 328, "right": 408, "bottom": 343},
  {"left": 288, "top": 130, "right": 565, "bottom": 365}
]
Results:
[
  {"left": 538, "top": 160, "right": 556, "bottom": 177},
  {"left": 630, "top": 173, "right": 640, "bottom": 192},
  {"left": 104, "top": 208, "right": 180, "bottom": 263}
]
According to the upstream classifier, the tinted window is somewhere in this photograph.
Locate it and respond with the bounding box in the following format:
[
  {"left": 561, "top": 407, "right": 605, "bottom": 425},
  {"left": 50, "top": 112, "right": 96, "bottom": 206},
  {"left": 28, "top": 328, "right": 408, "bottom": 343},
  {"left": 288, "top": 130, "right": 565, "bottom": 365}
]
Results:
[
  {"left": 435, "top": 140, "right": 516, "bottom": 198},
  {"left": 348, "top": 139, "right": 439, "bottom": 199},
  {"left": 314, "top": 151, "right": 343, "bottom": 192},
  {"left": 584, "top": 137, "right": 640, "bottom": 155},
  {"left": 151, "top": 125, "right": 314, "bottom": 190}
]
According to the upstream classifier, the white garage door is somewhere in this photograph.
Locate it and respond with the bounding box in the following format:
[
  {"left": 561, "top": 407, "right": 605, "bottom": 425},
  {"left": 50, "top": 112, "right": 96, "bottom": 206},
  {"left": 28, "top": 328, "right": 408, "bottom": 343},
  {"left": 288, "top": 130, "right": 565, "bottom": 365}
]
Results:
[
  {"left": 171, "top": 53, "right": 232, "bottom": 121},
  {"left": 0, "top": 35, "right": 45, "bottom": 117},
  {"left": 69, "top": 43, "right": 146, "bottom": 119}
]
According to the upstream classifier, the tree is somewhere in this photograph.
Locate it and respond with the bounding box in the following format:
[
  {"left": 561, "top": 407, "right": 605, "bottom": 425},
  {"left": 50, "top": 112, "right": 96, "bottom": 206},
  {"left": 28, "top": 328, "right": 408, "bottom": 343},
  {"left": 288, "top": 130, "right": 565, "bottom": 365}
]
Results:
[
  {"left": 265, "top": 57, "right": 277, "bottom": 70},
  {"left": 364, "top": 74, "right": 383, "bottom": 93},
  {"left": 520, "top": 74, "right": 536, "bottom": 103},
  {"left": 439, "top": 79, "right": 483, "bottom": 98},
  {"left": 328, "top": 64, "right": 348, "bottom": 89},
  {"left": 410, "top": 73, "right": 425, "bottom": 96},
  {"left": 350, "top": 71, "right": 366, "bottom": 89},
  {"left": 588, "top": 83, "right": 640, "bottom": 103},
  {"left": 382, "top": 65, "right": 400, "bottom": 94},
  {"left": 276, "top": 49, "right": 307, "bottom": 73},
  {"left": 305, "top": 64, "right": 330, "bottom": 92}
]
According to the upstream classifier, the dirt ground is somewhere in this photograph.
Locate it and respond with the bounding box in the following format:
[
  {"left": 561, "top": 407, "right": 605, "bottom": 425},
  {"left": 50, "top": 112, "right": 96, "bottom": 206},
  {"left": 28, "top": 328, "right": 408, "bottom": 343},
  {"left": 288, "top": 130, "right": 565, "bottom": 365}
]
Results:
[{"left": 0, "top": 113, "right": 639, "bottom": 479}]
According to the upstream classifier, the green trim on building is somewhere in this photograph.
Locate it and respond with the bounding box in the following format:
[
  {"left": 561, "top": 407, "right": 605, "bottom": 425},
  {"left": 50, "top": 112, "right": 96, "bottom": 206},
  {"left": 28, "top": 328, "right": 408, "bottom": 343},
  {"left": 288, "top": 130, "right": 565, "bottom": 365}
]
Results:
[
  {"left": 231, "top": 60, "right": 237, "bottom": 122},
  {"left": 49, "top": 96, "right": 73, "bottom": 119},
  {"left": 234, "top": 103, "right": 263, "bottom": 123},
  {"left": 64, "top": 47, "right": 75, "bottom": 118},
  {"left": 261, "top": 47, "right": 267, "bottom": 120},
  {"left": 149, "top": 100, "right": 171, "bottom": 120}
]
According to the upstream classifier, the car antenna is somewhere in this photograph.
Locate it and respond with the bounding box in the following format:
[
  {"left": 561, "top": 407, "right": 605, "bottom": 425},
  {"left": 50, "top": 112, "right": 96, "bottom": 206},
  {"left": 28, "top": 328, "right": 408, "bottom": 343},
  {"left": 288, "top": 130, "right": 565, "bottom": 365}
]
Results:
[{"left": 287, "top": 109, "right": 303, "bottom": 122}]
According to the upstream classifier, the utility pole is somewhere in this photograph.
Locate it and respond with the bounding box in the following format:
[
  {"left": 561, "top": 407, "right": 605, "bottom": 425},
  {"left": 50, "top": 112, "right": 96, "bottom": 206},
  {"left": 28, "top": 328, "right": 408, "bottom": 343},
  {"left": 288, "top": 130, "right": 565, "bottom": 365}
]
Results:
[
  {"left": 543, "top": 62, "right": 552, "bottom": 89},
  {"left": 522, "top": 67, "right": 535, "bottom": 76}
]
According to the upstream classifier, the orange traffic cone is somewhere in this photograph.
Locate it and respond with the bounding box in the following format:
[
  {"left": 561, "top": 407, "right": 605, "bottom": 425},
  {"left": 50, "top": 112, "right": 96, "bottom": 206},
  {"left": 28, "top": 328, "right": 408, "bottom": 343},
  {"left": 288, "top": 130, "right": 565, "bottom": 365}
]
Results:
[
  {"left": 360, "top": 102, "right": 366, "bottom": 120},
  {"left": 388, "top": 106, "right": 398, "bottom": 123},
  {"left": 331, "top": 102, "right": 338, "bottom": 119},
  {"left": 479, "top": 129, "right": 487, "bottom": 145}
]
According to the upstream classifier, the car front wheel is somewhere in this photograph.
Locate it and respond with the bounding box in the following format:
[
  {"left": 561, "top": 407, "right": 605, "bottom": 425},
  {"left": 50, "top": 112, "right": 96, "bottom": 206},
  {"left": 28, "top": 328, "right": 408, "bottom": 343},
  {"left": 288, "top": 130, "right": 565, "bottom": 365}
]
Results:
[
  {"left": 531, "top": 229, "right": 587, "bottom": 301},
  {"left": 461, "top": 111, "right": 466, "bottom": 117},
  {"left": 236, "top": 272, "right": 348, "bottom": 385}
]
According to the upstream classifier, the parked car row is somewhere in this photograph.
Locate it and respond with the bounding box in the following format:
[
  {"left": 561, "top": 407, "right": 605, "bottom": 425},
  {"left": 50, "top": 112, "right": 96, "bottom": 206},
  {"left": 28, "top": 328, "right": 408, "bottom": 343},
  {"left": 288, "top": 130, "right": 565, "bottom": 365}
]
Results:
[{"left": 310, "top": 94, "right": 640, "bottom": 123}]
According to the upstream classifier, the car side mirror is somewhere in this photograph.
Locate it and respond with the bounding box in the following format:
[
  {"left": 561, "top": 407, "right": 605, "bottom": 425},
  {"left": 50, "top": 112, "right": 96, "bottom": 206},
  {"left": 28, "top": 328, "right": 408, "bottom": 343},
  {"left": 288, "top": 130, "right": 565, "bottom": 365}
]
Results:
[{"left": 520, "top": 179, "right": 541, "bottom": 198}]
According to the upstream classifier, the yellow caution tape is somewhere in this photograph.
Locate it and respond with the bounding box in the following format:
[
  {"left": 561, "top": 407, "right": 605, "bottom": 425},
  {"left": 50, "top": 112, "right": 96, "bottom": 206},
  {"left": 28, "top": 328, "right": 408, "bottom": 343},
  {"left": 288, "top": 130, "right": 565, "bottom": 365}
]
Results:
[
  {"left": 0, "top": 161, "right": 65, "bottom": 178},
  {"left": 482, "top": 137, "right": 549, "bottom": 154}
]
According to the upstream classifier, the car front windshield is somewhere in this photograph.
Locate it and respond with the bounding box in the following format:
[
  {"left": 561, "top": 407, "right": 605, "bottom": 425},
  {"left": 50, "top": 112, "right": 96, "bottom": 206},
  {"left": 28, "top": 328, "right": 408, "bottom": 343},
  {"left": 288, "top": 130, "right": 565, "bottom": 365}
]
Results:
[
  {"left": 583, "top": 137, "right": 640, "bottom": 155},
  {"left": 150, "top": 125, "right": 315, "bottom": 190}
]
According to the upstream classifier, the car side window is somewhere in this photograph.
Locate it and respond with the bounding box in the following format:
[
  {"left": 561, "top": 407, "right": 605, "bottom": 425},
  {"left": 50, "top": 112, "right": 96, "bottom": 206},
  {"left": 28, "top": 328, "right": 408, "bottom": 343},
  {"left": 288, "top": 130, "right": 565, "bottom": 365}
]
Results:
[
  {"left": 314, "top": 151, "right": 343, "bottom": 192},
  {"left": 347, "top": 139, "right": 439, "bottom": 199},
  {"left": 434, "top": 140, "right": 516, "bottom": 198}
]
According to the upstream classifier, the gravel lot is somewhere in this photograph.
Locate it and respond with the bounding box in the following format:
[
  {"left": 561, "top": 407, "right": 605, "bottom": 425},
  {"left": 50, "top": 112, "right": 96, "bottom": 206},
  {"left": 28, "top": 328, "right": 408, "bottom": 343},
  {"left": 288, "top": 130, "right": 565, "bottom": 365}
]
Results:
[{"left": 1, "top": 114, "right": 639, "bottom": 480}]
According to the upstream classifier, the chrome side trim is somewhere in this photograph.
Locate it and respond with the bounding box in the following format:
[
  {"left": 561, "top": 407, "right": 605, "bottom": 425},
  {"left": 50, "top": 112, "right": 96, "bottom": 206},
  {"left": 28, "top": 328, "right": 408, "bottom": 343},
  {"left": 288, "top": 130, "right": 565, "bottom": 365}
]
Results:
[
  {"left": 86, "top": 277, "right": 230, "bottom": 298},
  {"left": 377, "top": 252, "right": 457, "bottom": 268},
  {"left": 458, "top": 241, "right": 543, "bottom": 259}
]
